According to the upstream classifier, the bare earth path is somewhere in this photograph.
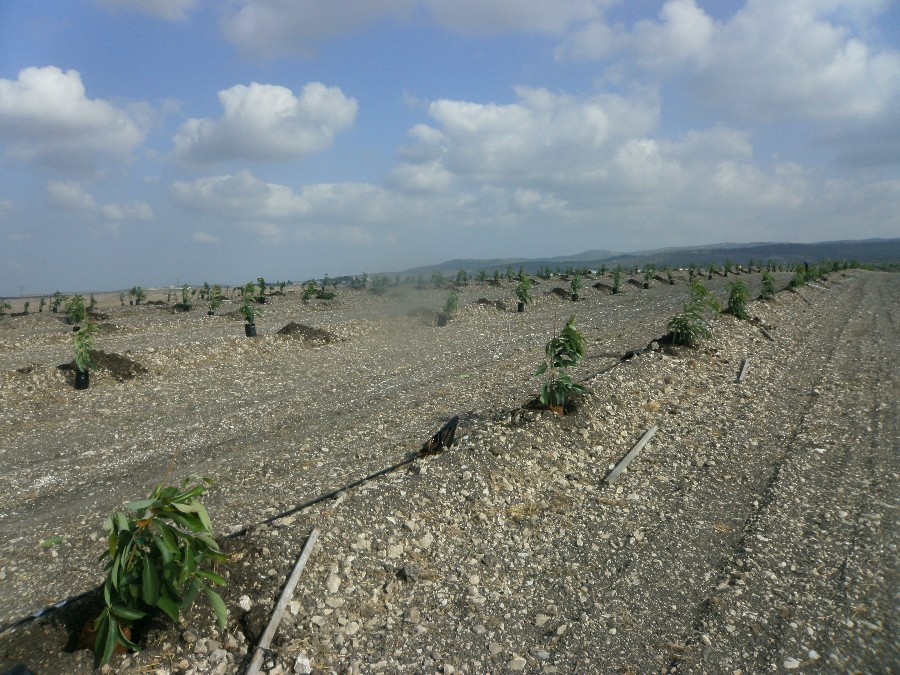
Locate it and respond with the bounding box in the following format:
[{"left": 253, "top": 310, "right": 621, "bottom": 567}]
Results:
[{"left": 0, "top": 270, "right": 896, "bottom": 674}]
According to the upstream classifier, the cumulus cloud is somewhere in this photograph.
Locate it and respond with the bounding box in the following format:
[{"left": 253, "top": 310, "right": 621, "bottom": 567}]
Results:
[
  {"left": 563, "top": 0, "right": 900, "bottom": 126},
  {"left": 393, "top": 86, "right": 659, "bottom": 192},
  {"left": 95, "top": 0, "right": 199, "bottom": 21},
  {"left": 0, "top": 66, "right": 147, "bottom": 172},
  {"left": 220, "top": 0, "right": 610, "bottom": 58},
  {"left": 173, "top": 82, "right": 358, "bottom": 163},
  {"left": 170, "top": 171, "right": 396, "bottom": 240},
  {"left": 428, "top": 0, "right": 601, "bottom": 36},
  {"left": 100, "top": 201, "right": 153, "bottom": 222},
  {"left": 47, "top": 181, "right": 97, "bottom": 211}
]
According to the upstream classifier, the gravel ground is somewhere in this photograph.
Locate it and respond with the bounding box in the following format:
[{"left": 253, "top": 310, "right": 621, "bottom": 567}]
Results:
[{"left": 0, "top": 270, "right": 896, "bottom": 674}]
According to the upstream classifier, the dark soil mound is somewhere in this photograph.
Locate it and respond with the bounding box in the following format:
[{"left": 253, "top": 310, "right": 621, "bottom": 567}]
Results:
[
  {"left": 550, "top": 287, "right": 571, "bottom": 298},
  {"left": 58, "top": 350, "right": 148, "bottom": 381},
  {"left": 276, "top": 322, "right": 338, "bottom": 344}
]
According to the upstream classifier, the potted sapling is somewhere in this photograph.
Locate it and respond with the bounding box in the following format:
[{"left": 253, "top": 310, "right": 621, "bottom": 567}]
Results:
[
  {"left": 515, "top": 276, "right": 532, "bottom": 312},
  {"left": 665, "top": 266, "right": 675, "bottom": 285},
  {"left": 73, "top": 320, "right": 98, "bottom": 389},
  {"left": 612, "top": 267, "right": 622, "bottom": 294},
  {"left": 240, "top": 282, "right": 258, "bottom": 336},
  {"left": 207, "top": 285, "right": 223, "bottom": 315},
  {"left": 570, "top": 274, "right": 582, "bottom": 302},
  {"left": 256, "top": 277, "right": 267, "bottom": 303},
  {"left": 51, "top": 291, "right": 64, "bottom": 313},
  {"left": 65, "top": 294, "right": 87, "bottom": 329},
  {"left": 643, "top": 265, "right": 654, "bottom": 289}
]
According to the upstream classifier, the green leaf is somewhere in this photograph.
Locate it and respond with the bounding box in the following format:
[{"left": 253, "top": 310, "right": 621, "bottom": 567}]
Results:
[
  {"left": 533, "top": 363, "right": 548, "bottom": 376},
  {"left": 123, "top": 498, "right": 155, "bottom": 511},
  {"left": 194, "top": 503, "right": 213, "bottom": 533},
  {"left": 181, "top": 578, "right": 201, "bottom": 609},
  {"left": 177, "top": 546, "right": 196, "bottom": 586},
  {"left": 196, "top": 569, "right": 227, "bottom": 586},
  {"left": 203, "top": 586, "right": 228, "bottom": 628},
  {"left": 95, "top": 610, "right": 116, "bottom": 668},
  {"left": 155, "top": 593, "right": 180, "bottom": 623},
  {"left": 115, "top": 512, "right": 130, "bottom": 532},
  {"left": 165, "top": 511, "right": 205, "bottom": 532},
  {"left": 109, "top": 604, "right": 147, "bottom": 621},
  {"left": 142, "top": 554, "right": 159, "bottom": 605},
  {"left": 40, "top": 535, "right": 63, "bottom": 547},
  {"left": 152, "top": 534, "right": 174, "bottom": 564}
]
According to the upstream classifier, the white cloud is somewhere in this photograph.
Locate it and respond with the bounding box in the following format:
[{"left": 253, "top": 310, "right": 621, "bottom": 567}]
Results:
[
  {"left": 220, "top": 0, "right": 610, "bottom": 58},
  {"left": 395, "top": 86, "right": 658, "bottom": 189},
  {"left": 221, "top": 0, "right": 418, "bottom": 58},
  {"left": 427, "top": 0, "right": 601, "bottom": 35},
  {"left": 101, "top": 201, "right": 153, "bottom": 222},
  {"left": 47, "top": 181, "right": 96, "bottom": 211},
  {"left": 0, "top": 199, "right": 12, "bottom": 218},
  {"left": 170, "top": 171, "right": 398, "bottom": 236},
  {"left": 173, "top": 82, "right": 357, "bottom": 163},
  {"left": 631, "top": 0, "right": 715, "bottom": 71},
  {"left": 192, "top": 231, "right": 221, "bottom": 243},
  {"left": 0, "top": 66, "right": 147, "bottom": 172},
  {"left": 95, "top": 0, "right": 199, "bottom": 21}
]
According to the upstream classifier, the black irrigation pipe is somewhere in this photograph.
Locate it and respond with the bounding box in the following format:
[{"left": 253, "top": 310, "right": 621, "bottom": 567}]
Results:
[{"left": 0, "top": 417, "right": 459, "bottom": 638}]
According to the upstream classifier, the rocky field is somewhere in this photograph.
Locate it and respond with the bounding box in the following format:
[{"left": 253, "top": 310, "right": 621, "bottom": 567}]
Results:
[{"left": 0, "top": 270, "right": 896, "bottom": 674}]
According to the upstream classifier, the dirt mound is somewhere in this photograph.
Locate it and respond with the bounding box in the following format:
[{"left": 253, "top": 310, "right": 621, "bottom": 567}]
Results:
[
  {"left": 549, "top": 286, "right": 572, "bottom": 298},
  {"left": 276, "top": 322, "right": 338, "bottom": 344},
  {"left": 57, "top": 349, "right": 148, "bottom": 381}
]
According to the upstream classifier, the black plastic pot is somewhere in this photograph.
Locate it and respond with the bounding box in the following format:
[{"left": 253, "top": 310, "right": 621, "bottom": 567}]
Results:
[
  {"left": 74, "top": 369, "right": 89, "bottom": 390},
  {"left": 244, "top": 323, "right": 257, "bottom": 337},
  {"left": 436, "top": 313, "right": 448, "bottom": 327},
  {"left": 256, "top": 296, "right": 267, "bottom": 304},
  {"left": 517, "top": 302, "right": 525, "bottom": 312},
  {"left": 571, "top": 293, "right": 579, "bottom": 302},
  {"left": 207, "top": 310, "right": 215, "bottom": 316}
]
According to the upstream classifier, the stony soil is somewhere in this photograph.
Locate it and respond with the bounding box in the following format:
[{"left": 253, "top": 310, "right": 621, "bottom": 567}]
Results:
[{"left": 0, "top": 270, "right": 896, "bottom": 674}]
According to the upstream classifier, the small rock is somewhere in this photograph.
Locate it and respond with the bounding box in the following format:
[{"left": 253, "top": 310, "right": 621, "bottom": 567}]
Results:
[
  {"left": 239, "top": 595, "right": 252, "bottom": 611},
  {"left": 507, "top": 655, "right": 527, "bottom": 671},
  {"left": 293, "top": 654, "right": 312, "bottom": 674},
  {"left": 326, "top": 574, "right": 341, "bottom": 594},
  {"left": 784, "top": 657, "right": 801, "bottom": 669}
]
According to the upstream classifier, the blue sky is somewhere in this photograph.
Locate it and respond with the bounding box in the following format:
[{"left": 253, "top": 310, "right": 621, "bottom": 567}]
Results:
[{"left": 1, "top": 0, "right": 898, "bottom": 296}]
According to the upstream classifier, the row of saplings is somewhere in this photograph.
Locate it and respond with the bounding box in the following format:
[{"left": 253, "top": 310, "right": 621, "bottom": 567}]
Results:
[{"left": 77, "top": 274, "right": 776, "bottom": 667}]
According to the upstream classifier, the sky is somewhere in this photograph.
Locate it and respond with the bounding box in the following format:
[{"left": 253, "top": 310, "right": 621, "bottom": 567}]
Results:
[{"left": 1, "top": 0, "right": 898, "bottom": 296}]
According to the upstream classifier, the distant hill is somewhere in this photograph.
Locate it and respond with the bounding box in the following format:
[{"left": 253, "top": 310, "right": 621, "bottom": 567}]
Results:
[{"left": 400, "top": 239, "right": 900, "bottom": 276}]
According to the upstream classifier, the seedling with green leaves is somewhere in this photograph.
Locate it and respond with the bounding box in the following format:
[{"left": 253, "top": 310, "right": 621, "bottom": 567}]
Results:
[
  {"left": 725, "top": 280, "right": 750, "bottom": 320},
  {"left": 760, "top": 271, "right": 776, "bottom": 299},
  {"left": 570, "top": 274, "right": 582, "bottom": 298},
  {"left": 534, "top": 314, "right": 588, "bottom": 410},
  {"left": 667, "top": 281, "right": 720, "bottom": 347},
  {"left": 51, "top": 291, "right": 64, "bottom": 313},
  {"left": 444, "top": 289, "right": 458, "bottom": 315},
  {"left": 73, "top": 320, "right": 98, "bottom": 375},
  {"left": 515, "top": 276, "right": 532, "bottom": 307},
  {"left": 93, "top": 478, "right": 227, "bottom": 666},
  {"left": 65, "top": 294, "right": 87, "bottom": 325}
]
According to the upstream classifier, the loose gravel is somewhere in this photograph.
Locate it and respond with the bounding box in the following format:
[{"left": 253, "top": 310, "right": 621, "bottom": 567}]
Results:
[{"left": 0, "top": 270, "right": 896, "bottom": 674}]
